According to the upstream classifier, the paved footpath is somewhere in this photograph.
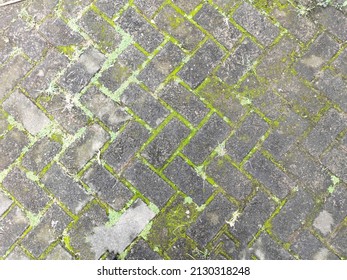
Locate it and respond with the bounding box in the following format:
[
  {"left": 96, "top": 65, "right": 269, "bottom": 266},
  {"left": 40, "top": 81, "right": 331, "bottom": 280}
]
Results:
[{"left": 0, "top": 0, "right": 346, "bottom": 260}]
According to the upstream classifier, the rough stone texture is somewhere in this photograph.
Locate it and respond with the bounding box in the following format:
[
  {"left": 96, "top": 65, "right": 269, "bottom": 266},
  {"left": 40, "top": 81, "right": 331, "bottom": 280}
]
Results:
[
  {"left": 0, "top": 191, "right": 12, "bottom": 217},
  {"left": 126, "top": 239, "right": 162, "bottom": 260}
]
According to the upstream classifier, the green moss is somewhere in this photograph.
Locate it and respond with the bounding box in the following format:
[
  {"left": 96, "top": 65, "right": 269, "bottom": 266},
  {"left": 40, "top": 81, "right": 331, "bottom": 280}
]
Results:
[
  {"left": 50, "top": 133, "right": 64, "bottom": 145},
  {"left": 57, "top": 45, "right": 76, "bottom": 58},
  {"left": 26, "top": 212, "right": 41, "bottom": 227},
  {"left": 105, "top": 209, "right": 122, "bottom": 228}
]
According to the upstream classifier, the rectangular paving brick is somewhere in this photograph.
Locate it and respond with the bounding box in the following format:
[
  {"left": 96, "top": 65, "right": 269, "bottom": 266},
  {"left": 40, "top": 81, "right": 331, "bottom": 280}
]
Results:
[
  {"left": 178, "top": 40, "right": 224, "bottom": 89},
  {"left": 124, "top": 160, "right": 174, "bottom": 208},
  {"left": 226, "top": 112, "right": 269, "bottom": 162},
  {"left": 61, "top": 124, "right": 109, "bottom": 173},
  {"left": 142, "top": 118, "right": 190, "bottom": 168},
  {"left": 331, "top": 225, "right": 347, "bottom": 257},
  {"left": 0, "top": 191, "right": 12, "bottom": 217},
  {"left": 117, "top": 7, "right": 164, "bottom": 53},
  {"left": 22, "top": 204, "right": 72, "bottom": 258},
  {"left": 46, "top": 244, "right": 73, "bottom": 260},
  {"left": 134, "top": 0, "right": 164, "bottom": 18},
  {"left": 194, "top": 4, "right": 241, "bottom": 50},
  {"left": 332, "top": 48, "right": 347, "bottom": 77},
  {"left": 218, "top": 38, "right": 261, "bottom": 85},
  {"left": 187, "top": 194, "right": 237, "bottom": 247},
  {"left": 125, "top": 239, "right": 162, "bottom": 260},
  {"left": 322, "top": 145, "right": 347, "bottom": 183},
  {"left": 103, "top": 121, "right": 150, "bottom": 172},
  {"left": 138, "top": 42, "right": 184, "bottom": 90},
  {"left": 96, "top": 0, "right": 126, "bottom": 18},
  {"left": 60, "top": 0, "right": 93, "bottom": 18},
  {"left": 183, "top": 113, "right": 231, "bottom": 165},
  {"left": 159, "top": 82, "right": 209, "bottom": 126},
  {"left": 233, "top": 2, "right": 279, "bottom": 46},
  {"left": 42, "top": 164, "right": 90, "bottom": 214},
  {"left": 120, "top": 84, "right": 169, "bottom": 127},
  {"left": 26, "top": 0, "right": 58, "bottom": 22},
  {"left": 164, "top": 156, "right": 214, "bottom": 205},
  {"left": 3, "top": 90, "right": 51, "bottom": 135},
  {"left": 172, "top": 0, "right": 201, "bottom": 13}
]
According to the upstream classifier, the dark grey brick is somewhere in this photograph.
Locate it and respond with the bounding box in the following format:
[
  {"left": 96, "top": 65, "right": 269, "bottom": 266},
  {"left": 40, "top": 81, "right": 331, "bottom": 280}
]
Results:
[
  {"left": 96, "top": 0, "right": 126, "bottom": 18},
  {"left": 82, "top": 163, "right": 132, "bottom": 210},
  {"left": 0, "top": 191, "right": 12, "bottom": 217},
  {"left": 230, "top": 191, "right": 276, "bottom": 245},
  {"left": 123, "top": 160, "right": 174, "bottom": 208},
  {"left": 183, "top": 113, "right": 231, "bottom": 165},
  {"left": 0, "top": 37, "right": 12, "bottom": 65},
  {"left": 0, "top": 128, "right": 29, "bottom": 170},
  {"left": 333, "top": 48, "right": 347, "bottom": 77},
  {"left": 134, "top": 0, "right": 164, "bottom": 18},
  {"left": 60, "top": 0, "right": 93, "bottom": 18},
  {"left": 178, "top": 40, "right": 224, "bottom": 89},
  {"left": 79, "top": 10, "right": 122, "bottom": 53},
  {"left": 245, "top": 152, "right": 295, "bottom": 199},
  {"left": 331, "top": 225, "right": 347, "bottom": 257},
  {"left": 172, "top": 0, "right": 201, "bottom": 13},
  {"left": 218, "top": 38, "right": 261, "bottom": 85},
  {"left": 213, "top": 0, "right": 240, "bottom": 12},
  {"left": 295, "top": 33, "right": 339, "bottom": 81},
  {"left": 26, "top": 0, "right": 58, "bottom": 22},
  {"left": 120, "top": 84, "right": 169, "bottom": 127},
  {"left": 207, "top": 156, "right": 253, "bottom": 200},
  {"left": 59, "top": 47, "right": 105, "bottom": 93},
  {"left": 187, "top": 193, "right": 237, "bottom": 247},
  {"left": 81, "top": 86, "right": 131, "bottom": 132},
  {"left": 159, "top": 82, "right": 209, "bottom": 126},
  {"left": 194, "top": 4, "right": 241, "bottom": 50},
  {"left": 154, "top": 5, "right": 205, "bottom": 51},
  {"left": 164, "top": 156, "right": 214, "bottom": 205},
  {"left": 226, "top": 113, "right": 269, "bottom": 162},
  {"left": 166, "top": 237, "right": 196, "bottom": 260},
  {"left": 99, "top": 45, "right": 146, "bottom": 92},
  {"left": 21, "top": 204, "right": 72, "bottom": 258},
  {"left": 322, "top": 145, "right": 347, "bottom": 183},
  {"left": 117, "top": 8, "right": 164, "bottom": 53},
  {"left": 46, "top": 244, "right": 73, "bottom": 260},
  {"left": 6, "top": 246, "right": 30, "bottom": 260},
  {"left": 0, "top": 0, "right": 23, "bottom": 29},
  {"left": 0, "top": 206, "right": 29, "bottom": 256},
  {"left": 142, "top": 118, "right": 190, "bottom": 168},
  {"left": 103, "top": 121, "right": 150, "bottom": 172},
  {"left": 138, "top": 42, "right": 184, "bottom": 90},
  {"left": 126, "top": 239, "right": 162, "bottom": 260},
  {"left": 271, "top": 189, "right": 314, "bottom": 242},
  {"left": 42, "top": 164, "right": 90, "bottom": 214},
  {"left": 3, "top": 168, "right": 49, "bottom": 214},
  {"left": 303, "top": 109, "right": 346, "bottom": 157},
  {"left": 233, "top": 3, "right": 279, "bottom": 46},
  {"left": 22, "top": 137, "right": 62, "bottom": 173},
  {"left": 315, "top": 70, "right": 347, "bottom": 112}
]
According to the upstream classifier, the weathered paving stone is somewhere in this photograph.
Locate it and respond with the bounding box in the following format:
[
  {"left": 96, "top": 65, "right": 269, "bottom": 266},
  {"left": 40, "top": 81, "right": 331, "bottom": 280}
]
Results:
[
  {"left": 123, "top": 160, "right": 174, "bottom": 208},
  {"left": 103, "top": 121, "right": 150, "bottom": 172},
  {"left": 167, "top": 237, "right": 196, "bottom": 260},
  {"left": 59, "top": 47, "right": 106, "bottom": 93},
  {"left": 0, "top": 36, "right": 12, "bottom": 65},
  {"left": 271, "top": 6, "right": 317, "bottom": 43},
  {"left": 0, "top": 128, "right": 29, "bottom": 170},
  {"left": 291, "top": 230, "right": 338, "bottom": 260},
  {"left": 138, "top": 42, "right": 184, "bottom": 90},
  {"left": 22, "top": 137, "right": 62, "bottom": 173},
  {"left": 187, "top": 193, "right": 237, "bottom": 247},
  {"left": 142, "top": 118, "right": 190, "bottom": 168},
  {"left": 303, "top": 109, "right": 346, "bottom": 157},
  {"left": 314, "top": 70, "right": 347, "bottom": 112},
  {"left": 154, "top": 5, "right": 205, "bottom": 51},
  {"left": 21, "top": 204, "right": 72, "bottom": 258},
  {"left": 0, "top": 1, "right": 23, "bottom": 29},
  {"left": 60, "top": 0, "right": 94, "bottom": 18},
  {"left": 172, "top": 0, "right": 201, "bottom": 13},
  {"left": 39, "top": 17, "right": 84, "bottom": 46},
  {"left": 134, "top": 0, "right": 164, "bottom": 18},
  {"left": 2, "top": 168, "right": 49, "bottom": 214},
  {"left": 95, "top": 0, "right": 126, "bottom": 18},
  {"left": 81, "top": 86, "right": 131, "bottom": 132},
  {"left": 0, "top": 55, "right": 32, "bottom": 100},
  {"left": 207, "top": 156, "right": 253, "bottom": 201},
  {"left": 322, "top": 143, "right": 347, "bottom": 183},
  {"left": 213, "top": 0, "right": 240, "bottom": 12},
  {"left": 333, "top": 48, "right": 347, "bottom": 77},
  {"left": 198, "top": 77, "right": 246, "bottom": 122},
  {"left": 125, "top": 239, "right": 162, "bottom": 260},
  {"left": 164, "top": 156, "right": 214, "bottom": 205},
  {"left": 0, "top": 111, "right": 7, "bottom": 135},
  {"left": 159, "top": 82, "right": 209, "bottom": 126},
  {"left": 46, "top": 244, "right": 73, "bottom": 260},
  {"left": 245, "top": 152, "right": 295, "bottom": 199},
  {"left": 178, "top": 40, "right": 224, "bottom": 89},
  {"left": 79, "top": 9, "right": 122, "bottom": 53},
  {"left": 226, "top": 112, "right": 269, "bottom": 162},
  {"left": 250, "top": 233, "right": 294, "bottom": 260},
  {"left": 233, "top": 2, "right": 279, "bottom": 46},
  {"left": 82, "top": 163, "right": 132, "bottom": 210},
  {"left": 230, "top": 191, "right": 276, "bottom": 246},
  {"left": 120, "top": 84, "right": 169, "bottom": 127},
  {"left": 98, "top": 45, "right": 146, "bottom": 92},
  {"left": 6, "top": 246, "right": 30, "bottom": 260},
  {"left": 295, "top": 33, "right": 339, "bottom": 81},
  {"left": 194, "top": 4, "right": 242, "bottom": 50},
  {"left": 313, "top": 184, "right": 347, "bottom": 236},
  {"left": 117, "top": 7, "right": 164, "bottom": 53},
  {"left": 3, "top": 90, "right": 51, "bottom": 135},
  {"left": 331, "top": 225, "right": 347, "bottom": 257},
  {"left": 183, "top": 113, "right": 231, "bottom": 165},
  {"left": 60, "top": 123, "right": 109, "bottom": 173},
  {"left": 271, "top": 189, "right": 314, "bottom": 242},
  {"left": 26, "top": 0, "right": 58, "bottom": 22},
  {"left": 218, "top": 38, "right": 261, "bottom": 85},
  {"left": 0, "top": 206, "right": 29, "bottom": 256},
  {"left": 42, "top": 163, "right": 90, "bottom": 214},
  {"left": 0, "top": 191, "right": 12, "bottom": 217},
  {"left": 23, "top": 49, "right": 69, "bottom": 99}
]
